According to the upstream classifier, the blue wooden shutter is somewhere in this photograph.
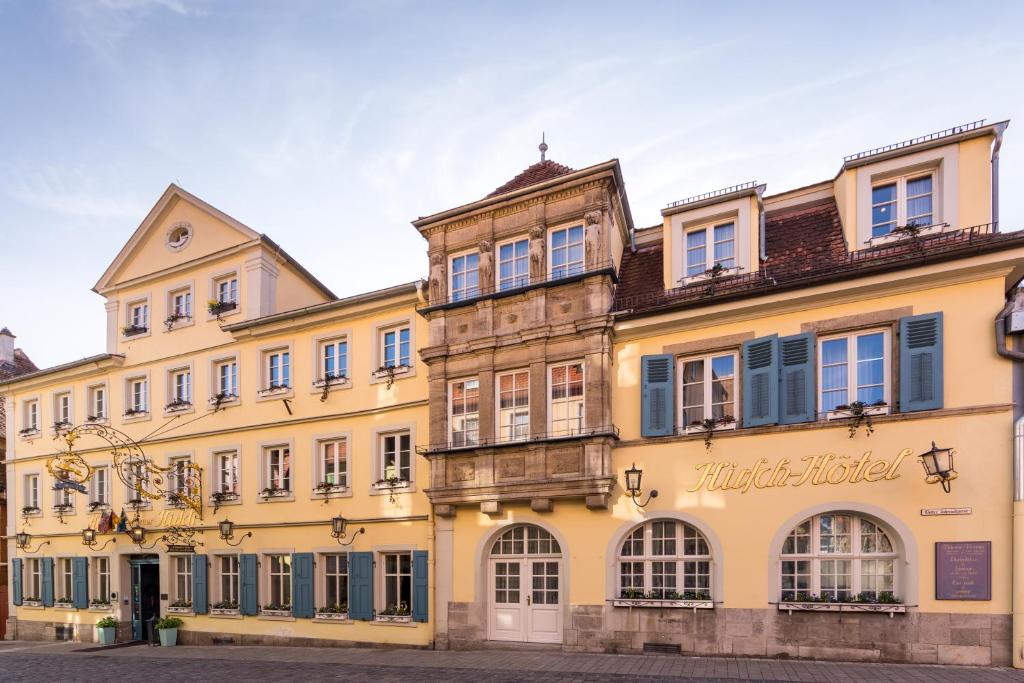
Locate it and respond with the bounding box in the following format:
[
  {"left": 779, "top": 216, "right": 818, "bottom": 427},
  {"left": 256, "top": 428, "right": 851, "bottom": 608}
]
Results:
[
  {"left": 779, "top": 333, "right": 816, "bottom": 424},
  {"left": 12, "top": 559, "right": 22, "bottom": 606},
  {"left": 348, "top": 552, "right": 374, "bottom": 621},
  {"left": 72, "top": 557, "right": 89, "bottom": 609},
  {"left": 41, "top": 557, "right": 54, "bottom": 607},
  {"left": 412, "top": 550, "right": 428, "bottom": 623},
  {"left": 292, "top": 553, "right": 314, "bottom": 618},
  {"left": 640, "top": 354, "right": 675, "bottom": 437},
  {"left": 239, "top": 554, "right": 258, "bottom": 616},
  {"left": 900, "top": 313, "right": 943, "bottom": 412},
  {"left": 742, "top": 335, "right": 779, "bottom": 427},
  {"left": 192, "top": 554, "right": 208, "bottom": 614}
]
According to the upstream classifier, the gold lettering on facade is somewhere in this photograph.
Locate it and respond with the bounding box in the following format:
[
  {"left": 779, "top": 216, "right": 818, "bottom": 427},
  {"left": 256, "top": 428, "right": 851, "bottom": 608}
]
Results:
[{"left": 687, "top": 449, "right": 912, "bottom": 493}]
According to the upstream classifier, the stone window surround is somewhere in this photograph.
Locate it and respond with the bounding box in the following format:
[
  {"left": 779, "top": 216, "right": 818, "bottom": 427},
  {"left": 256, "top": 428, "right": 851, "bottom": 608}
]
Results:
[
  {"left": 855, "top": 144, "right": 958, "bottom": 247},
  {"left": 258, "top": 439, "right": 295, "bottom": 502},
  {"left": 312, "top": 547, "right": 350, "bottom": 613},
  {"left": 162, "top": 279, "right": 196, "bottom": 331},
  {"left": 210, "top": 551, "right": 241, "bottom": 606},
  {"left": 371, "top": 424, "right": 417, "bottom": 495},
  {"left": 256, "top": 342, "right": 294, "bottom": 401},
  {"left": 209, "top": 444, "right": 243, "bottom": 505},
  {"left": 164, "top": 361, "right": 196, "bottom": 415},
  {"left": 668, "top": 197, "right": 753, "bottom": 288},
  {"left": 90, "top": 554, "right": 114, "bottom": 607},
  {"left": 311, "top": 431, "right": 353, "bottom": 500},
  {"left": 165, "top": 449, "right": 195, "bottom": 505},
  {"left": 448, "top": 246, "right": 481, "bottom": 301},
  {"left": 89, "top": 463, "right": 112, "bottom": 506},
  {"left": 124, "top": 294, "right": 152, "bottom": 340},
  {"left": 546, "top": 220, "right": 586, "bottom": 278},
  {"left": 309, "top": 329, "right": 353, "bottom": 394},
  {"left": 209, "top": 353, "right": 241, "bottom": 407},
  {"left": 604, "top": 512, "right": 724, "bottom": 605},
  {"left": 86, "top": 381, "right": 109, "bottom": 422},
  {"left": 494, "top": 368, "right": 531, "bottom": 444},
  {"left": 547, "top": 359, "right": 586, "bottom": 435},
  {"left": 123, "top": 370, "right": 152, "bottom": 422},
  {"left": 816, "top": 327, "right": 893, "bottom": 416},
  {"left": 373, "top": 545, "right": 416, "bottom": 616},
  {"left": 766, "top": 502, "right": 918, "bottom": 606},
  {"left": 51, "top": 388, "right": 74, "bottom": 429},
  {"left": 260, "top": 548, "right": 296, "bottom": 614},
  {"left": 20, "top": 394, "right": 41, "bottom": 437},
  {"left": 51, "top": 470, "right": 76, "bottom": 512},
  {"left": 371, "top": 317, "right": 416, "bottom": 385},
  {"left": 22, "top": 469, "right": 43, "bottom": 515},
  {"left": 208, "top": 266, "right": 242, "bottom": 321}
]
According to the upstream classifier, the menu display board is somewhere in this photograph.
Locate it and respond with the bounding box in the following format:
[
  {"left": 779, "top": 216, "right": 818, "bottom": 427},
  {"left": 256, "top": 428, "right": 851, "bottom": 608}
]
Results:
[{"left": 935, "top": 541, "right": 991, "bottom": 601}]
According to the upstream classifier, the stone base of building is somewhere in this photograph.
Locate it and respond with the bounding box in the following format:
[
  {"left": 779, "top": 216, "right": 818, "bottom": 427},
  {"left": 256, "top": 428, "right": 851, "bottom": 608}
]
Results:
[{"left": 445, "top": 602, "right": 1011, "bottom": 666}]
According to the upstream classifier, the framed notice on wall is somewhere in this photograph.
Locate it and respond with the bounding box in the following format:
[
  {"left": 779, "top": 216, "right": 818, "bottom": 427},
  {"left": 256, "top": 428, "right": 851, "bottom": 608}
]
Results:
[{"left": 935, "top": 541, "right": 992, "bottom": 601}]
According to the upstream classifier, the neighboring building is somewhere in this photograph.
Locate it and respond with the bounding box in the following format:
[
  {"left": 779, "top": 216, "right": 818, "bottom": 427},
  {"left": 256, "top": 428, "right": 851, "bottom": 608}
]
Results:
[
  {"left": 0, "top": 327, "right": 37, "bottom": 640},
  {"left": 4, "top": 120, "right": 1024, "bottom": 667}
]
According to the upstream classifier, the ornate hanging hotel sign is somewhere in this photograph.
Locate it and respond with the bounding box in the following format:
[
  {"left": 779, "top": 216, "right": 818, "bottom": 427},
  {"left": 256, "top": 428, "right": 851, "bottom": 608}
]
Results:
[
  {"left": 935, "top": 541, "right": 991, "bottom": 601},
  {"left": 687, "top": 449, "right": 912, "bottom": 493}
]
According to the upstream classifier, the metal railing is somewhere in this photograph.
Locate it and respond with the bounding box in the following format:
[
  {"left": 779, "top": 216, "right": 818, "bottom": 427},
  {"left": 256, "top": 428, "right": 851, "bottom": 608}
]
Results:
[
  {"left": 843, "top": 120, "right": 986, "bottom": 163},
  {"left": 418, "top": 261, "right": 616, "bottom": 311},
  {"left": 415, "top": 424, "right": 620, "bottom": 455},
  {"left": 665, "top": 181, "right": 759, "bottom": 210}
]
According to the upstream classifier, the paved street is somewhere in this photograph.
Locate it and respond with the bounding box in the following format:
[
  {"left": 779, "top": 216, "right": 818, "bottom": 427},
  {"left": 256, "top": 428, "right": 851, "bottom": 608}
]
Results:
[{"left": 2, "top": 641, "right": 1024, "bottom": 682}]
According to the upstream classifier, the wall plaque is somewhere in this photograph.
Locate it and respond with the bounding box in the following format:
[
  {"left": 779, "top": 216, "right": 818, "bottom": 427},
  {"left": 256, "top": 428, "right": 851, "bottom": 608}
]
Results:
[
  {"left": 935, "top": 541, "right": 991, "bottom": 600},
  {"left": 921, "top": 507, "right": 972, "bottom": 516}
]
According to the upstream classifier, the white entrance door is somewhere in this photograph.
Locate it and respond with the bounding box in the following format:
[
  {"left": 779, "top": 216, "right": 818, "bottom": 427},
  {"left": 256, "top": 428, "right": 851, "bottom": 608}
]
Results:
[{"left": 487, "top": 558, "right": 562, "bottom": 643}]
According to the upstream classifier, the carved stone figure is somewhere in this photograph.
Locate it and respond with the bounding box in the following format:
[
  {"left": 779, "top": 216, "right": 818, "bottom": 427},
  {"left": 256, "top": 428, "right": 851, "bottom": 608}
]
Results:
[
  {"left": 529, "top": 224, "right": 546, "bottom": 276},
  {"left": 584, "top": 210, "right": 602, "bottom": 268},
  {"left": 429, "top": 252, "right": 445, "bottom": 304},
  {"left": 477, "top": 239, "right": 493, "bottom": 292}
]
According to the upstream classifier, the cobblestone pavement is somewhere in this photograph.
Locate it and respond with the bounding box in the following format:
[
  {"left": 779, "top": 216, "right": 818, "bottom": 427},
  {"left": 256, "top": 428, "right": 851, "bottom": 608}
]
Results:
[{"left": 2, "top": 641, "right": 1024, "bottom": 682}]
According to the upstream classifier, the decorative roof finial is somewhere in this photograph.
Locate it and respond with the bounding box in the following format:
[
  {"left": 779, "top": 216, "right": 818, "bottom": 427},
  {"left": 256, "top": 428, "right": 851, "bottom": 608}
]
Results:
[{"left": 539, "top": 132, "right": 548, "bottom": 162}]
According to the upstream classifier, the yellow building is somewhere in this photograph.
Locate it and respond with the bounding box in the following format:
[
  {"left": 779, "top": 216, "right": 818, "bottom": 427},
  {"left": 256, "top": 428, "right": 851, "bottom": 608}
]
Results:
[{"left": 5, "top": 120, "right": 1024, "bottom": 667}]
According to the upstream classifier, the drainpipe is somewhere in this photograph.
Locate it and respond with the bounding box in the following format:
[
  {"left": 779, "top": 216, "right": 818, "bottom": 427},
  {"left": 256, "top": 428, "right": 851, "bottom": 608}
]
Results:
[
  {"left": 755, "top": 185, "right": 767, "bottom": 262},
  {"left": 996, "top": 288, "right": 1024, "bottom": 667},
  {"left": 992, "top": 122, "right": 1008, "bottom": 232}
]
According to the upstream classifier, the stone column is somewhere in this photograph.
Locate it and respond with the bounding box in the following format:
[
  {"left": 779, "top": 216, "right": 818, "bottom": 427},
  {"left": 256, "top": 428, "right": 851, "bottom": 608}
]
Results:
[
  {"left": 428, "top": 368, "right": 448, "bottom": 448},
  {"left": 244, "top": 254, "right": 279, "bottom": 318},
  {"left": 530, "top": 359, "right": 547, "bottom": 437},
  {"left": 433, "top": 514, "right": 455, "bottom": 649},
  {"left": 477, "top": 360, "right": 495, "bottom": 445},
  {"left": 104, "top": 299, "right": 119, "bottom": 354}
]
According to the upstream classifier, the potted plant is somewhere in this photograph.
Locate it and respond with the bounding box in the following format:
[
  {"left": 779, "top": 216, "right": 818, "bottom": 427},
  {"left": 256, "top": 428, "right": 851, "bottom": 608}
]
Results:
[
  {"left": 156, "top": 615, "right": 184, "bottom": 646},
  {"left": 96, "top": 616, "right": 117, "bottom": 645}
]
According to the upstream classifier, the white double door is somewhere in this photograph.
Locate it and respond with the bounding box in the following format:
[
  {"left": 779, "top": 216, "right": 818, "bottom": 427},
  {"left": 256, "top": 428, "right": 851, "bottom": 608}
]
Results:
[{"left": 488, "top": 558, "right": 562, "bottom": 643}]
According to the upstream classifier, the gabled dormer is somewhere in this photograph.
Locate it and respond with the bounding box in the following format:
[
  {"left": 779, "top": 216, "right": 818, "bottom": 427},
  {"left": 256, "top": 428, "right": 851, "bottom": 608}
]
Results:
[
  {"left": 660, "top": 181, "right": 766, "bottom": 291},
  {"left": 93, "top": 184, "right": 334, "bottom": 354}
]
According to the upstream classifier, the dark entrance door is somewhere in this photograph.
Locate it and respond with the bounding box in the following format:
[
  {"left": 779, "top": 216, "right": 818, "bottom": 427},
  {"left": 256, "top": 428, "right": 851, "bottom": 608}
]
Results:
[{"left": 130, "top": 556, "right": 160, "bottom": 641}]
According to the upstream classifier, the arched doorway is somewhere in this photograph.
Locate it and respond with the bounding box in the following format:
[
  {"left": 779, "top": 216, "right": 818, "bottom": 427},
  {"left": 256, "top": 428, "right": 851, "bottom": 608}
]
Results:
[{"left": 487, "top": 524, "right": 563, "bottom": 643}]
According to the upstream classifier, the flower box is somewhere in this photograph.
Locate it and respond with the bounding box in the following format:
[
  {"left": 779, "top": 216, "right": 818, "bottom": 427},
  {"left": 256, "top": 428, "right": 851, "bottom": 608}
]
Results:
[
  {"left": 260, "top": 608, "right": 292, "bottom": 618},
  {"left": 123, "top": 409, "right": 149, "bottom": 419},
  {"left": 373, "top": 365, "right": 411, "bottom": 379},
  {"left": 54, "top": 602, "right": 75, "bottom": 609},
  {"left": 257, "top": 385, "right": 291, "bottom": 397},
  {"left": 314, "top": 611, "right": 349, "bottom": 621},
  {"left": 211, "top": 607, "right": 240, "bottom": 616},
  {"left": 122, "top": 325, "right": 148, "bottom": 337},
  {"left": 208, "top": 300, "right": 238, "bottom": 317},
  {"left": 681, "top": 265, "right": 740, "bottom": 286},
  {"left": 683, "top": 422, "right": 736, "bottom": 435},
  {"left": 314, "top": 375, "right": 349, "bottom": 388},
  {"left": 89, "top": 603, "right": 113, "bottom": 612},
  {"left": 826, "top": 404, "right": 889, "bottom": 421},
  {"left": 208, "top": 393, "right": 238, "bottom": 407},
  {"left": 260, "top": 488, "right": 290, "bottom": 500},
  {"left": 165, "top": 401, "right": 192, "bottom": 413},
  {"left": 19, "top": 428, "right": 40, "bottom": 438},
  {"left": 166, "top": 605, "right": 192, "bottom": 614},
  {"left": 869, "top": 222, "right": 950, "bottom": 246},
  {"left": 779, "top": 601, "right": 906, "bottom": 617},
  {"left": 611, "top": 598, "right": 714, "bottom": 610},
  {"left": 374, "top": 614, "right": 413, "bottom": 624},
  {"left": 23, "top": 600, "right": 42, "bottom": 608}
]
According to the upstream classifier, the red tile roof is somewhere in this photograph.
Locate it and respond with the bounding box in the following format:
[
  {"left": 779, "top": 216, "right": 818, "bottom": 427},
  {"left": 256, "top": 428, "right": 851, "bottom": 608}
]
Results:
[
  {"left": 0, "top": 347, "right": 37, "bottom": 438},
  {"left": 486, "top": 160, "right": 576, "bottom": 198},
  {"left": 614, "top": 198, "right": 1024, "bottom": 317}
]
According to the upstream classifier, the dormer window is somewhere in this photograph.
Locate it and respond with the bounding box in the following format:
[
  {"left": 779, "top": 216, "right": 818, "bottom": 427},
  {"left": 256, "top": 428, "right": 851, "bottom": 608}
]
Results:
[
  {"left": 686, "top": 222, "right": 736, "bottom": 278},
  {"left": 871, "top": 174, "right": 934, "bottom": 238},
  {"left": 450, "top": 252, "right": 480, "bottom": 301}
]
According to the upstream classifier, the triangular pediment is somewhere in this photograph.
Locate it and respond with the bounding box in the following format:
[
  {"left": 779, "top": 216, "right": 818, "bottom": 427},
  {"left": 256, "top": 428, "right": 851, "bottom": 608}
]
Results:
[{"left": 93, "top": 184, "right": 261, "bottom": 292}]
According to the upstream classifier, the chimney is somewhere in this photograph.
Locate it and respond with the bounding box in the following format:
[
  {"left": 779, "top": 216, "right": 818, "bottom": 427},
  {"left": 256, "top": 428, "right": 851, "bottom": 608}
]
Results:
[{"left": 0, "top": 327, "right": 15, "bottom": 364}]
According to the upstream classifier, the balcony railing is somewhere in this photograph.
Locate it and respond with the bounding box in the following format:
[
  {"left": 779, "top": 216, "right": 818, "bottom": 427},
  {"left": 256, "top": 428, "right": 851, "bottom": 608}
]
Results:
[
  {"left": 418, "top": 261, "right": 616, "bottom": 312},
  {"left": 665, "top": 181, "right": 759, "bottom": 210},
  {"left": 416, "top": 424, "right": 619, "bottom": 455},
  {"left": 843, "top": 120, "right": 986, "bottom": 163}
]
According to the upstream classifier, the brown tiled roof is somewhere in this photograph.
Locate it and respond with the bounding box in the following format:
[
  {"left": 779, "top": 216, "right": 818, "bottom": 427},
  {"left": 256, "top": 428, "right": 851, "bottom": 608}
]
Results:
[
  {"left": 614, "top": 198, "right": 1024, "bottom": 317},
  {"left": 0, "top": 348, "right": 37, "bottom": 438},
  {"left": 486, "top": 160, "right": 576, "bottom": 198}
]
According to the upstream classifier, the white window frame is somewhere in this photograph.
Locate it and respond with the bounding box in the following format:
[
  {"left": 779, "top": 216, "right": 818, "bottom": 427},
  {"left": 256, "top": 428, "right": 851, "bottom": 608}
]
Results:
[
  {"left": 315, "top": 436, "right": 350, "bottom": 494},
  {"left": 378, "top": 324, "right": 412, "bottom": 371},
  {"left": 212, "top": 448, "right": 241, "bottom": 498},
  {"left": 683, "top": 220, "right": 738, "bottom": 280},
  {"left": 90, "top": 466, "right": 111, "bottom": 508},
  {"left": 209, "top": 269, "right": 241, "bottom": 320},
  {"left": 448, "top": 378, "right": 480, "bottom": 447},
  {"left": 548, "top": 361, "right": 585, "bottom": 436},
  {"left": 677, "top": 352, "right": 738, "bottom": 432},
  {"left": 377, "top": 550, "right": 413, "bottom": 615},
  {"left": 615, "top": 520, "right": 714, "bottom": 601},
  {"left": 21, "top": 398, "right": 40, "bottom": 435},
  {"left": 263, "top": 553, "right": 292, "bottom": 609},
  {"left": 548, "top": 224, "right": 585, "bottom": 279},
  {"left": 53, "top": 390, "right": 73, "bottom": 428},
  {"left": 167, "top": 285, "right": 194, "bottom": 328},
  {"left": 23, "top": 473, "right": 41, "bottom": 512},
  {"left": 24, "top": 558, "right": 42, "bottom": 602},
  {"left": 374, "top": 429, "right": 414, "bottom": 491},
  {"left": 211, "top": 355, "right": 240, "bottom": 405},
  {"left": 449, "top": 249, "right": 481, "bottom": 301},
  {"left": 172, "top": 555, "right": 193, "bottom": 607},
  {"left": 496, "top": 369, "right": 530, "bottom": 443},
  {"left": 496, "top": 237, "right": 530, "bottom": 291},
  {"left": 167, "top": 454, "right": 193, "bottom": 501},
  {"left": 166, "top": 366, "right": 193, "bottom": 412},
  {"left": 55, "top": 557, "right": 74, "bottom": 605},
  {"left": 319, "top": 552, "right": 349, "bottom": 612},
  {"left": 870, "top": 171, "right": 938, "bottom": 239},
  {"left": 316, "top": 335, "right": 350, "bottom": 386},
  {"left": 124, "top": 373, "right": 150, "bottom": 419},
  {"left": 124, "top": 297, "right": 151, "bottom": 337},
  {"left": 91, "top": 556, "right": 112, "bottom": 606},
  {"left": 53, "top": 479, "right": 74, "bottom": 511},
  {"left": 779, "top": 513, "right": 900, "bottom": 603},
  {"left": 817, "top": 328, "right": 892, "bottom": 418},
  {"left": 260, "top": 443, "right": 292, "bottom": 499},
  {"left": 216, "top": 553, "right": 240, "bottom": 607},
  {"left": 258, "top": 346, "right": 293, "bottom": 398},
  {"left": 87, "top": 383, "right": 108, "bottom": 421}
]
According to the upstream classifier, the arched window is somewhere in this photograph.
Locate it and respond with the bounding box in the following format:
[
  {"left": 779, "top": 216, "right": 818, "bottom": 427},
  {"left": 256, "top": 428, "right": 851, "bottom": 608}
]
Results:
[
  {"left": 780, "top": 512, "right": 899, "bottom": 602},
  {"left": 616, "top": 520, "right": 712, "bottom": 600},
  {"left": 491, "top": 524, "right": 560, "bottom": 556}
]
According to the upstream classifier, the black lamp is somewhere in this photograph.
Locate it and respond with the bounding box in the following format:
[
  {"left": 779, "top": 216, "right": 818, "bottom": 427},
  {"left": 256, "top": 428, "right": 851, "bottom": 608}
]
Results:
[
  {"left": 918, "top": 441, "right": 957, "bottom": 493},
  {"left": 16, "top": 531, "right": 49, "bottom": 553},
  {"left": 624, "top": 463, "right": 658, "bottom": 509},
  {"left": 330, "top": 515, "right": 365, "bottom": 546},
  {"left": 128, "top": 522, "right": 157, "bottom": 549},
  {"left": 218, "top": 519, "right": 252, "bottom": 547},
  {"left": 81, "top": 528, "right": 115, "bottom": 551}
]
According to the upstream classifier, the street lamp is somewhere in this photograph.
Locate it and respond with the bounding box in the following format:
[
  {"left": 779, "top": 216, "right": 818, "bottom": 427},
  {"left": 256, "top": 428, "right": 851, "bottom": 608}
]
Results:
[
  {"left": 218, "top": 519, "right": 252, "bottom": 547},
  {"left": 81, "top": 528, "right": 115, "bottom": 551},
  {"left": 330, "top": 515, "right": 365, "bottom": 547},
  {"left": 624, "top": 463, "right": 658, "bottom": 509},
  {"left": 128, "top": 522, "right": 158, "bottom": 549},
  {"left": 918, "top": 442, "right": 958, "bottom": 493},
  {"left": 15, "top": 531, "right": 49, "bottom": 553}
]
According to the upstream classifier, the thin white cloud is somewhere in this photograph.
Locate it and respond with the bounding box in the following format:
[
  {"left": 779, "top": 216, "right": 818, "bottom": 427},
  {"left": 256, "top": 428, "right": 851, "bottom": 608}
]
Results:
[{"left": 4, "top": 165, "right": 144, "bottom": 220}]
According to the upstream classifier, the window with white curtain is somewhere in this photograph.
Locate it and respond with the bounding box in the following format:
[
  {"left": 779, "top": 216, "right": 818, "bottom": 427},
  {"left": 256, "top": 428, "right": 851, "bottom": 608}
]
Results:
[
  {"left": 819, "top": 330, "right": 889, "bottom": 413},
  {"left": 617, "top": 520, "right": 712, "bottom": 600},
  {"left": 685, "top": 222, "right": 736, "bottom": 277},
  {"left": 871, "top": 173, "right": 935, "bottom": 238}
]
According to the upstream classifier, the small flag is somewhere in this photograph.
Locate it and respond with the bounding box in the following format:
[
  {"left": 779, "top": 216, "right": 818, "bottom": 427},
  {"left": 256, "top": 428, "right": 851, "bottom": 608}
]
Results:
[
  {"left": 115, "top": 508, "right": 127, "bottom": 533},
  {"left": 97, "top": 512, "right": 112, "bottom": 534}
]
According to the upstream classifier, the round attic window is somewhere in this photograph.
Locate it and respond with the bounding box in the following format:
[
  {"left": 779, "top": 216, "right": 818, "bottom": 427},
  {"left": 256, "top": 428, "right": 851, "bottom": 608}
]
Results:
[{"left": 167, "top": 223, "right": 192, "bottom": 251}]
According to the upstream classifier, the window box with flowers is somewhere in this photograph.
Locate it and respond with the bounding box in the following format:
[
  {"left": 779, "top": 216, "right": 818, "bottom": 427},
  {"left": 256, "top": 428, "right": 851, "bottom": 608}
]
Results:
[
  {"left": 85, "top": 414, "right": 108, "bottom": 425},
  {"left": 88, "top": 500, "right": 111, "bottom": 513},
  {"left": 826, "top": 400, "right": 889, "bottom": 438},
  {"left": 55, "top": 596, "right": 75, "bottom": 609},
  {"left": 257, "top": 383, "right": 291, "bottom": 398},
  {"left": 314, "top": 481, "right": 347, "bottom": 501},
  {"left": 21, "top": 505, "right": 41, "bottom": 517},
  {"left": 23, "top": 597, "right": 43, "bottom": 608},
  {"left": 163, "top": 313, "right": 191, "bottom": 332},
  {"left": 19, "top": 427, "right": 40, "bottom": 438},
  {"left": 52, "top": 420, "right": 73, "bottom": 435},
  {"left": 209, "top": 391, "right": 238, "bottom": 411},
  {"left": 611, "top": 589, "right": 714, "bottom": 610},
  {"left": 779, "top": 591, "right": 905, "bottom": 616},
  {"left": 210, "top": 491, "right": 240, "bottom": 513},
  {"left": 211, "top": 600, "right": 239, "bottom": 616},
  {"left": 123, "top": 407, "right": 149, "bottom": 419},
  {"left": 260, "top": 604, "right": 292, "bottom": 618},
  {"left": 167, "top": 600, "right": 193, "bottom": 614},
  {"left": 89, "top": 598, "right": 113, "bottom": 611},
  {"left": 375, "top": 603, "right": 413, "bottom": 624},
  {"left": 165, "top": 398, "right": 192, "bottom": 414},
  {"left": 260, "top": 486, "right": 290, "bottom": 501},
  {"left": 373, "top": 364, "right": 411, "bottom": 390},
  {"left": 208, "top": 299, "right": 238, "bottom": 319},
  {"left": 315, "top": 604, "right": 348, "bottom": 621},
  {"left": 122, "top": 324, "right": 148, "bottom": 337}
]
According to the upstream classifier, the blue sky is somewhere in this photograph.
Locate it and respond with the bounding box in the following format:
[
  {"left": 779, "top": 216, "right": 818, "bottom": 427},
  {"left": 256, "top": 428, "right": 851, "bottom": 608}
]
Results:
[{"left": 2, "top": 0, "right": 1023, "bottom": 368}]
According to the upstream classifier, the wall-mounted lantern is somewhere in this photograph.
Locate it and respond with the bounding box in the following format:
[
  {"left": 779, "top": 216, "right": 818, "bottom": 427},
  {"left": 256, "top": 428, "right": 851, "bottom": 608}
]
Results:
[
  {"left": 82, "top": 528, "right": 116, "bottom": 551},
  {"left": 128, "top": 522, "right": 158, "bottom": 549},
  {"left": 624, "top": 463, "right": 658, "bottom": 509},
  {"left": 15, "top": 531, "right": 49, "bottom": 553},
  {"left": 218, "top": 519, "right": 252, "bottom": 547},
  {"left": 331, "top": 515, "right": 365, "bottom": 547},
  {"left": 918, "top": 441, "right": 957, "bottom": 493}
]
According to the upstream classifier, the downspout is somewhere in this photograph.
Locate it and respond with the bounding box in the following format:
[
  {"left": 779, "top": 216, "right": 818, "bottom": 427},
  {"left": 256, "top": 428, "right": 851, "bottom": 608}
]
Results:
[
  {"left": 992, "top": 122, "right": 1008, "bottom": 232},
  {"left": 755, "top": 185, "right": 767, "bottom": 262}
]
